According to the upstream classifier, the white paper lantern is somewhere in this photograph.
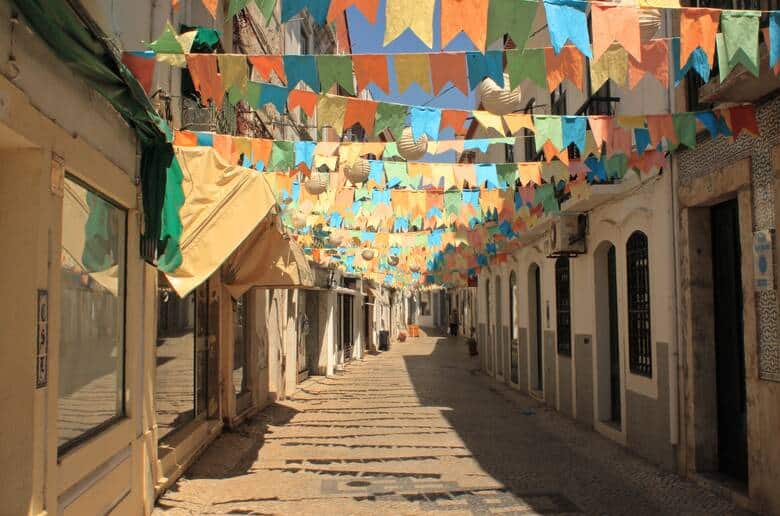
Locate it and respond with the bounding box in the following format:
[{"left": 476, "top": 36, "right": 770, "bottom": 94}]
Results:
[
  {"left": 397, "top": 127, "right": 428, "bottom": 161},
  {"left": 361, "top": 249, "right": 375, "bottom": 261},
  {"left": 344, "top": 158, "right": 371, "bottom": 184},
  {"left": 304, "top": 172, "right": 329, "bottom": 195},
  {"left": 409, "top": 264, "right": 421, "bottom": 273},
  {"left": 328, "top": 232, "right": 344, "bottom": 247},
  {"left": 387, "top": 255, "right": 400, "bottom": 266},
  {"left": 477, "top": 74, "right": 522, "bottom": 115},
  {"left": 291, "top": 211, "right": 307, "bottom": 229}
]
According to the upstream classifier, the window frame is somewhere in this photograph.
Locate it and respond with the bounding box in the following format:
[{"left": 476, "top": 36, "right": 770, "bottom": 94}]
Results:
[
  {"left": 555, "top": 257, "right": 572, "bottom": 356},
  {"left": 58, "top": 173, "right": 128, "bottom": 457},
  {"left": 626, "top": 231, "right": 652, "bottom": 377}
]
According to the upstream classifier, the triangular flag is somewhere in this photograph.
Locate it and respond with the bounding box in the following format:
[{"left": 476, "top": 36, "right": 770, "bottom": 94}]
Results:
[
  {"left": 384, "top": 0, "right": 435, "bottom": 48},
  {"left": 258, "top": 83, "right": 288, "bottom": 111},
  {"left": 122, "top": 52, "right": 156, "bottom": 93},
  {"left": 202, "top": 0, "right": 218, "bottom": 18},
  {"left": 545, "top": 46, "right": 584, "bottom": 92},
  {"left": 283, "top": 55, "right": 320, "bottom": 91},
  {"left": 148, "top": 22, "right": 184, "bottom": 54},
  {"left": 486, "top": 0, "right": 537, "bottom": 51},
  {"left": 248, "top": 55, "right": 286, "bottom": 83},
  {"left": 561, "top": 116, "right": 586, "bottom": 152},
  {"left": 256, "top": 0, "right": 278, "bottom": 23},
  {"left": 466, "top": 51, "right": 504, "bottom": 90},
  {"left": 317, "top": 95, "right": 348, "bottom": 135},
  {"left": 543, "top": 0, "right": 592, "bottom": 58},
  {"left": 394, "top": 54, "right": 432, "bottom": 93},
  {"left": 590, "top": 45, "right": 629, "bottom": 90},
  {"left": 353, "top": 55, "right": 389, "bottom": 94},
  {"left": 218, "top": 54, "right": 248, "bottom": 94},
  {"left": 317, "top": 55, "right": 355, "bottom": 94},
  {"left": 282, "top": 0, "right": 330, "bottom": 24},
  {"left": 628, "top": 39, "right": 669, "bottom": 88},
  {"left": 680, "top": 8, "right": 720, "bottom": 67},
  {"left": 534, "top": 115, "right": 563, "bottom": 152},
  {"left": 228, "top": 0, "right": 252, "bottom": 18},
  {"left": 410, "top": 107, "right": 441, "bottom": 140},
  {"left": 429, "top": 53, "right": 469, "bottom": 95},
  {"left": 441, "top": 0, "right": 488, "bottom": 51},
  {"left": 344, "top": 98, "right": 378, "bottom": 135},
  {"left": 591, "top": 4, "right": 641, "bottom": 61},
  {"left": 440, "top": 110, "right": 469, "bottom": 135},
  {"left": 506, "top": 48, "right": 547, "bottom": 90},
  {"left": 769, "top": 13, "right": 780, "bottom": 71},
  {"left": 473, "top": 111, "right": 505, "bottom": 136},
  {"left": 673, "top": 112, "right": 697, "bottom": 149},
  {"left": 374, "top": 102, "right": 408, "bottom": 137},
  {"left": 328, "top": 0, "right": 380, "bottom": 23},
  {"left": 288, "top": 89, "right": 318, "bottom": 116},
  {"left": 717, "top": 11, "right": 760, "bottom": 80},
  {"left": 727, "top": 105, "right": 759, "bottom": 137},
  {"left": 646, "top": 114, "right": 677, "bottom": 147},
  {"left": 186, "top": 54, "right": 224, "bottom": 109},
  {"left": 503, "top": 113, "right": 535, "bottom": 135}
]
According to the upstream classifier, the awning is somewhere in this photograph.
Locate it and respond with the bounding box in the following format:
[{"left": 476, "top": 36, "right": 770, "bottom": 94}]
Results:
[
  {"left": 223, "top": 219, "right": 315, "bottom": 299},
  {"left": 164, "top": 146, "right": 277, "bottom": 297}
]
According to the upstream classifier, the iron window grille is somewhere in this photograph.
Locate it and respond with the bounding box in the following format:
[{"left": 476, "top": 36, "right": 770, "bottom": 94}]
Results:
[
  {"left": 627, "top": 231, "right": 652, "bottom": 377},
  {"left": 555, "top": 257, "right": 572, "bottom": 355}
]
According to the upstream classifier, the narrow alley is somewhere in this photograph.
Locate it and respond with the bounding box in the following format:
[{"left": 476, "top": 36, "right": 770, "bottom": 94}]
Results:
[{"left": 156, "top": 332, "right": 748, "bottom": 515}]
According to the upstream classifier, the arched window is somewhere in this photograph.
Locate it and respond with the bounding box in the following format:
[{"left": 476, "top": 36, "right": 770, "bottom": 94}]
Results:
[
  {"left": 627, "top": 231, "right": 652, "bottom": 377},
  {"left": 555, "top": 257, "right": 571, "bottom": 355}
]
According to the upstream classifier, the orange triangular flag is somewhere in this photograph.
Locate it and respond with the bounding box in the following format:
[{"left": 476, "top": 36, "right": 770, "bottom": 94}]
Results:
[
  {"left": 248, "top": 55, "right": 286, "bottom": 84},
  {"left": 186, "top": 54, "right": 224, "bottom": 109},
  {"left": 353, "top": 54, "right": 390, "bottom": 94},
  {"left": 518, "top": 163, "right": 542, "bottom": 186},
  {"left": 628, "top": 39, "right": 669, "bottom": 88},
  {"left": 202, "top": 0, "right": 218, "bottom": 18},
  {"left": 680, "top": 8, "right": 720, "bottom": 67},
  {"left": 344, "top": 98, "right": 378, "bottom": 134},
  {"left": 251, "top": 138, "right": 272, "bottom": 168},
  {"left": 588, "top": 115, "right": 611, "bottom": 150},
  {"left": 646, "top": 114, "right": 677, "bottom": 146},
  {"left": 591, "top": 4, "right": 642, "bottom": 61},
  {"left": 288, "top": 89, "right": 318, "bottom": 116},
  {"left": 173, "top": 130, "right": 198, "bottom": 146},
  {"left": 545, "top": 46, "right": 584, "bottom": 93},
  {"left": 440, "top": 110, "right": 469, "bottom": 135},
  {"left": 328, "top": 0, "right": 380, "bottom": 23},
  {"left": 503, "top": 113, "right": 535, "bottom": 135},
  {"left": 213, "top": 134, "right": 233, "bottom": 162},
  {"left": 429, "top": 53, "right": 469, "bottom": 95},
  {"left": 441, "top": 0, "right": 488, "bottom": 52}
]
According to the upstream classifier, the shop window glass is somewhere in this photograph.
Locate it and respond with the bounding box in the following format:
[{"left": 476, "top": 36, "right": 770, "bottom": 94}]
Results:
[
  {"left": 155, "top": 274, "right": 209, "bottom": 441},
  {"left": 59, "top": 175, "right": 126, "bottom": 454}
]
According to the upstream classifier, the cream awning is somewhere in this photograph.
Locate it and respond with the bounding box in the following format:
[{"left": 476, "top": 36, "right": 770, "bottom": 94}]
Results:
[
  {"left": 164, "top": 146, "right": 277, "bottom": 298},
  {"left": 223, "top": 219, "right": 315, "bottom": 299}
]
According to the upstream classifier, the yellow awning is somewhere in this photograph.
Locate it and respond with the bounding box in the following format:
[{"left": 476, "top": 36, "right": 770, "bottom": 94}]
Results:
[
  {"left": 223, "top": 219, "right": 315, "bottom": 298},
  {"left": 165, "top": 146, "right": 277, "bottom": 298}
]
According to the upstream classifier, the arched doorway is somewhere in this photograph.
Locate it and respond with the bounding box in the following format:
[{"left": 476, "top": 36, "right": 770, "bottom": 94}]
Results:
[
  {"left": 528, "top": 263, "right": 543, "bottom": 392},
  {"left": 509, "top": 271, "right": 519, "bottom": 384},
  {"left": 495, "top": 275, "right": 503, "bottom": 380},
  {"left": 594, "top": 241, "right": 621, "bottom": 425}
]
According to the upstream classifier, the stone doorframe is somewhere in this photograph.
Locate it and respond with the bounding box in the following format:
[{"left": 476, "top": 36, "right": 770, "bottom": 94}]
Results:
[{"left": 677, "top": 158, "right": 759, "bottom": 488}]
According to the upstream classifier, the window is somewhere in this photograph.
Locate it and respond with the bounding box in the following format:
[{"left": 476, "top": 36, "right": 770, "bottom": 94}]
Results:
[
  {"left": 233, "top": 293, "right": 251, "bottom": 396},
  {"left": 522, "top": 100, "right": 537, "bottom": 161},
  {"left": 59, "top": 175, "right": 126, "bottom": 454},
  {"left": 555, "top": 257, "right": 572, "bottom": 355},
  {"left": 509, "top": 271, "right": 518, "bottom": 340},
  {"left": 627, "top": 231, "right": 652, "bottom": 377},
  {"left": 156, "top": 275, "right": 209, "bottom": 442},
  {"left": 420, "top": 291, "right": 431, "bottom": 316}
]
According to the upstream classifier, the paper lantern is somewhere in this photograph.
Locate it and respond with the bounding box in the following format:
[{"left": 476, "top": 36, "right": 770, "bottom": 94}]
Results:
[
  {"left": 304, "top": 172, "right": 329, "bottom": 195},
  {"left": 639, "top": 9, "right": 661, "bottom": 41},
  {"left": 362, "top": 249, "right": 375, "bottom": 261},
  {"left": 409, "top": 264, "right": 421, "bottom": 273},
  {"left": 292, "top": 211, "right": 307, "bottom": 229},
  {"left": 477, "top": 74, "right": 522, "bottom": 116},
  {"left": 387, "top": 255, "right": 400, "bottom": 266},
  {"left": 328, "top": 232, "right": 344, "bottom": 247},
  {"left": 397, "top": 127, "right": 428, "bottom": 161},
  {"left": 344, "top": 158, "right": 371, "bottom": 184}
]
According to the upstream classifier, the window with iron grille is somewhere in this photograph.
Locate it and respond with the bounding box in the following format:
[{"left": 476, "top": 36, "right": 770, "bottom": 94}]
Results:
[
  {"left": 627, "top": 231, "right": 652, "bottom": 377},
  {"left": 555, "top": 257, "right": 571, "bottom": 355}
]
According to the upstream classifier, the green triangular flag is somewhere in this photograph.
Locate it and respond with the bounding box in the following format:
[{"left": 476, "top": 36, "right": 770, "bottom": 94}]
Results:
[
  {"left": 147, "top": 22, "right": 183, "bottom": 54},
  {"left": 228, "top": 0, "right": 252, "bottom": 18},
  {"left": 383, "top": 142, "right": 401, "bottom": 159},
  {"left": 721, "top": 11, "right": 760, "bottom": 72},
  {"left": 256, "top": 0, "right": 277, "bottom": 24},
  {"left": 533, "top": 115, "right": 563, "bottom": 152},
  {"left": 269, "top": 141, "right": 294, "bottom": 171},
  {"left": 606, "top": 154, "right": 628, "bottom": 180},
  {"left": 717, "top": 20, "right": 760, "bottom": 81},
  {"left": 374, "top": 103, "right": 408, "bottom": 138},
  {"left": 496, "top": 163, "right": 518, "bottom": 188},
  {"left": 486, "top": 0, "right": 538, "bottom": 50},
  {"left": 444, "top": 191, "right": 461, "bottom": 215},
  {"left": 506, "top": 48, "right": 547, "bottom": 90},
  {"left": 246, "top": 81, "right": 263, "bottom": 107},
  {"left": 673, "top": 112, "right": 697, "bottom": 149},
  {"left": 317, "top": 55, "right": 355, "bottom": 96}
]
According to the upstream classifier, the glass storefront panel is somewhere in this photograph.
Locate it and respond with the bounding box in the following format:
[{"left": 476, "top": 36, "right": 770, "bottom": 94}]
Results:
[{"left": 58, "top": 175, "right": 127, "bottom": 453}]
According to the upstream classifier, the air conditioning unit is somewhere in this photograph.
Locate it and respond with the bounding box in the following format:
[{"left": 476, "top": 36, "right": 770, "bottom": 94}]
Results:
[{"left": 544, "top": 213, "right": 587, "bottom": 257}]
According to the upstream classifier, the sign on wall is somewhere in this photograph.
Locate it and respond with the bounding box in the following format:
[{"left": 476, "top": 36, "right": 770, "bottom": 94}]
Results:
[
  {"left": 753, "top": 230, "right": 774, "bottom": 292},
  {"left": 36, "top": 289, "right": 48, "bottom": 388}
]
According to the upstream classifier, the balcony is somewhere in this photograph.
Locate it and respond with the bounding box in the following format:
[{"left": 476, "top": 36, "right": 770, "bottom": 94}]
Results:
[
  {"left": 181, "top": 97, "right": 237, "bottom": 134},
  {"left": 699, "top": 43, "right": 780, "bottom": 104}
]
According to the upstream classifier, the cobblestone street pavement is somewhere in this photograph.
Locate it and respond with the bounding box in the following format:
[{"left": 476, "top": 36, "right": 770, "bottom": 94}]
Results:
[{"left": 155, "top": 332, "right": 751, "bottom": 515}]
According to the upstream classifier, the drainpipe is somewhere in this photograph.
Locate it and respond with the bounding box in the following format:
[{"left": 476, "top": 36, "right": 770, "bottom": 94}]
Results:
[{"left": 665, "top": 7, "right": 681, "bottom": 448}]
